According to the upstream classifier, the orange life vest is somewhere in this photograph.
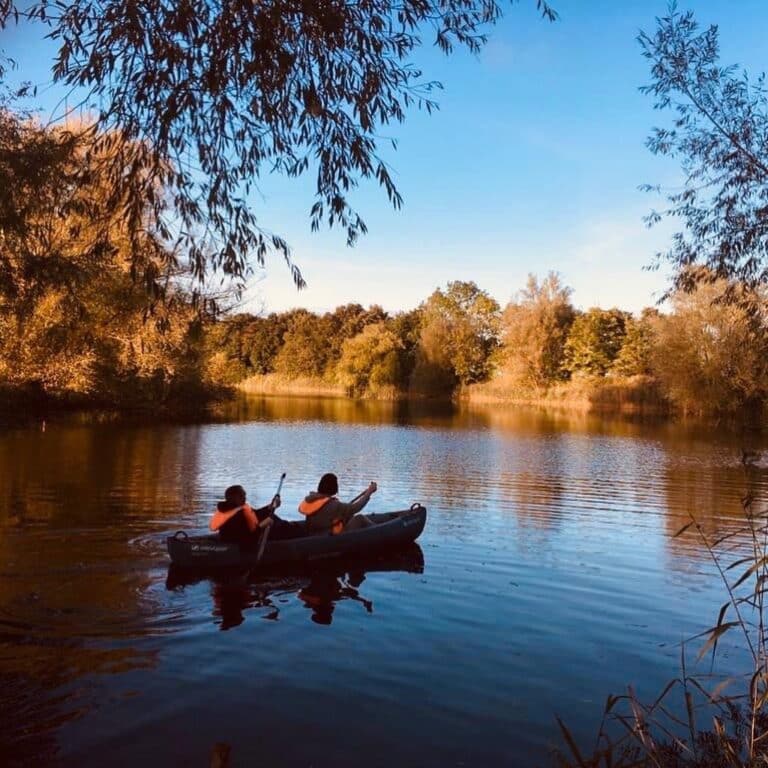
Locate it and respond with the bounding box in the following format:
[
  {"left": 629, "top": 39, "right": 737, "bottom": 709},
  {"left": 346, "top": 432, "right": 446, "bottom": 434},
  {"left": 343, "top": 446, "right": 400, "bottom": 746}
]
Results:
[
  {"left": 210, "top": 503, "right": 258, "bottom": 533},
  {"left": 298, "top": 496, "right": 344, "bottom": 535}
]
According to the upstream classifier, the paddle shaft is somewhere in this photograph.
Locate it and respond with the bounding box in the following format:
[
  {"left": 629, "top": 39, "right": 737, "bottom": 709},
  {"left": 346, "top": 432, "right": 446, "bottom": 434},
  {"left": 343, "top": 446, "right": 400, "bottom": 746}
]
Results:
[
  {"left": 256, "top": 472, "right": 286, "bottom": 563},
  {"left": 275, "top": 472, "right": 286, "bottom": 498}
]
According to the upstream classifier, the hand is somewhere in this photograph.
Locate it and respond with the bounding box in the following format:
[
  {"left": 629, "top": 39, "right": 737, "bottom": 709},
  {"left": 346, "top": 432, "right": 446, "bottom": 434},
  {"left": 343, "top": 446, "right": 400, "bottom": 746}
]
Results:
[
  {"left": 367, "top": 481, "right": 377, "bottom": 495},
  {"left": 271, "top": 494, "right": 281, "bottom": 510}
]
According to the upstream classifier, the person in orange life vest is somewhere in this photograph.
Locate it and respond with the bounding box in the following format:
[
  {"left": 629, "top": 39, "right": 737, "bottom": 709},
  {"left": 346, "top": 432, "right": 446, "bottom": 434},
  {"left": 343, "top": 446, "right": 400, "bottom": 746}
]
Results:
[
  {"left": 210, "top": 485, "right": 303, "bottom": 543},
  {"left": 298, "top": 473, "right": 377, "bottom": 535}
]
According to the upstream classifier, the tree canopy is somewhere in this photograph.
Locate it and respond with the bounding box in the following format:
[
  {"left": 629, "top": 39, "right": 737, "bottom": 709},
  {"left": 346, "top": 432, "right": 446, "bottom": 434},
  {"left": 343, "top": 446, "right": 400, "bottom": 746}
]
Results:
[
  {"left": 413, "top": 280, "right": 500, "bottom": 388},
  {"left": 501, "top": 272, "right": 574, "bottom": 387},
  {"left": 0, "top": 0, "right": 555, "bottom": 290},
  {"left": 640, "top": 6, "right": 768, "bottom": 293}
]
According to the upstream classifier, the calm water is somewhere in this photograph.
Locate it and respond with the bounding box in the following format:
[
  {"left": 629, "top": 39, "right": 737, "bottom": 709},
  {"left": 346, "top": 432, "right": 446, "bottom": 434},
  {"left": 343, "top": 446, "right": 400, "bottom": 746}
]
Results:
[{"left": 2, "top": 396, "right": 768, "bottom": 767}]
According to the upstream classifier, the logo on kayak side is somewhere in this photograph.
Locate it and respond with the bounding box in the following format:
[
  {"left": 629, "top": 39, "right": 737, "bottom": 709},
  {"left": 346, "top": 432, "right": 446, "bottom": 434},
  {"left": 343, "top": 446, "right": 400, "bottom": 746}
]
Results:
[{"left": 190, "top": 544, "right": 230, "bottom": 553}]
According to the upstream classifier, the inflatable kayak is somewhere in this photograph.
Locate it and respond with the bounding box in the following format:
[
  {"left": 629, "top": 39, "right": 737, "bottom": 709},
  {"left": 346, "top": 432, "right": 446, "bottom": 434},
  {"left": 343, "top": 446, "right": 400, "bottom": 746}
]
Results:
[{"left": 166, "top": 504, "right": 427, "bottom": 568}]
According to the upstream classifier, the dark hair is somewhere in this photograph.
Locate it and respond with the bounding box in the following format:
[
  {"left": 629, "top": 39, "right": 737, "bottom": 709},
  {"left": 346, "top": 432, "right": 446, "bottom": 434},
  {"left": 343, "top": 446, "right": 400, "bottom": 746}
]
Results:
[
  {"left": 224, "top": 485, "right": 246, "bottom": 504},
  {"left": 317, "top": 473, "right": 338, "bottom": 496}
]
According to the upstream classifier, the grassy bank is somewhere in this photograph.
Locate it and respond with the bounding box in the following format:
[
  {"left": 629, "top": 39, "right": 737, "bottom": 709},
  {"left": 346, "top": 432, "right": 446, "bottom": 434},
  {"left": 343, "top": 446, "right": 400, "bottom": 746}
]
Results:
[
  {"left": 236, "top": 372, "right": 671, "bottom": 416},
  {"left": 465, "top": 374, "right": 670, "bottom": 414}
]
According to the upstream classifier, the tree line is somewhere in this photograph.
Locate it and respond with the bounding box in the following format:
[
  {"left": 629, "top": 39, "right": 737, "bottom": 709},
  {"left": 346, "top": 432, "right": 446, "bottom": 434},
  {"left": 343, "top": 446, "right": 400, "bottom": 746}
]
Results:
[
  {"left": 208, "top": 273, "right": 768, "bottom": 417},
  {"left": 2, "top": 106, "right": 767, "bottom": 419}
]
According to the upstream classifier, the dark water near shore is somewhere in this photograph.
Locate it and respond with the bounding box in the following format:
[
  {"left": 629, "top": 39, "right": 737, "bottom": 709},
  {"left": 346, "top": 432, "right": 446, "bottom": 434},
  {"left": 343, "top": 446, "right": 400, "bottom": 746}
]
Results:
[{"left": 2, "top": 396, "right": 768, "bottom": 767}]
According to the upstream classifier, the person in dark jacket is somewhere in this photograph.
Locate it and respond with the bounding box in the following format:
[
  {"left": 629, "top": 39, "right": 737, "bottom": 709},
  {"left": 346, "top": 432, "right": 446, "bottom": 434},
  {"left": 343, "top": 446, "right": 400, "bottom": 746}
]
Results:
[
  {"left": 210, "top": 485, "right": 303, "bottom": 544},
  {"left": 298, "top": 473, "right": 377, "bottom": 535}
]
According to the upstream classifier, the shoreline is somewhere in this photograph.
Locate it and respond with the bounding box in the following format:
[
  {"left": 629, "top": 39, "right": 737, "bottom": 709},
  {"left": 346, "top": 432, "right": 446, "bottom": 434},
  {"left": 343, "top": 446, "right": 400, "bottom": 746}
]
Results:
[{"left": 4, "top": 374, "right": 764, "bottom": 430}]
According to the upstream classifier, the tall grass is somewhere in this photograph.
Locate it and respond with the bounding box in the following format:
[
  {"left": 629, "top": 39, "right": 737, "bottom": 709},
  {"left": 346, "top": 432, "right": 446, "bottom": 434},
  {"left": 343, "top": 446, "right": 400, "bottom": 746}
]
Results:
[
  {"left": 555, "top": 453, "right": 768, "bottom": 767},
  {"left": 466, "top": 374, "right": 668, "bottom": 414}
]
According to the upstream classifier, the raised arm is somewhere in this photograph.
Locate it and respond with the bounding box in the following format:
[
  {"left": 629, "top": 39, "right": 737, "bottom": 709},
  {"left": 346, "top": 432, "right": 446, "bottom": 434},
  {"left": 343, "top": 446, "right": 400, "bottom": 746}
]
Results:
[{"left": 336, "top": 482, "right": 377, "bottom": 523}]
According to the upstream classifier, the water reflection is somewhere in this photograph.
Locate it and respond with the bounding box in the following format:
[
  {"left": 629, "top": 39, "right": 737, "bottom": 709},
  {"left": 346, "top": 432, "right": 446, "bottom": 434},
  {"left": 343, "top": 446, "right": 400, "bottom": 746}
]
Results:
[
  {"left": 165, "top": 545, "right": 425, "bottom": 629},
  {"left": 2, "top": 397, "right": 768, "bottom": 767},
  {"left": 0, "top": 422, "right": 204, "bottom": 528}
]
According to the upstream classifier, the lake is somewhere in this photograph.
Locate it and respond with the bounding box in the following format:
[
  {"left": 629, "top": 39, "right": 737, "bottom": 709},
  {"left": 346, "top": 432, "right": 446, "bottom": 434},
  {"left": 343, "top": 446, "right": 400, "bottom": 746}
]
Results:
[{"left": 2, "top": 396, "right": 767, "bottom": 767}]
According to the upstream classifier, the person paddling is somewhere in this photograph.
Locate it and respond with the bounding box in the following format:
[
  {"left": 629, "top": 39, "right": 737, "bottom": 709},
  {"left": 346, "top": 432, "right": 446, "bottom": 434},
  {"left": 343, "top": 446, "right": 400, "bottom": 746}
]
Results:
[
  {"left": 299, "top": 473, "right": 377, "bottom": 535},
  {"left": 210, "top": 485, "right": 302, "bottom": 544}
]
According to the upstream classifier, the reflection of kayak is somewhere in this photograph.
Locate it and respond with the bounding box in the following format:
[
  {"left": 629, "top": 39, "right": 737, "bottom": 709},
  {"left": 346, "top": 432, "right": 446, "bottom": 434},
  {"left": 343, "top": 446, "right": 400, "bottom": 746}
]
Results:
[
  {"left": 165, "top": 544, "right": 426, "bottom": 629},
  {"left": 166, "top": 505, "right": 427, "bottom": 568}
]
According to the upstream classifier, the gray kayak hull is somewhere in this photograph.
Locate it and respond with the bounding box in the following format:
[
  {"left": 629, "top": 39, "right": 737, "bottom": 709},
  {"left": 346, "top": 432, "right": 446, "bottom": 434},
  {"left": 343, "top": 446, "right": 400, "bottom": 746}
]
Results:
[{"left": 166, "top": 505, "right": 427, "bottom": 568}]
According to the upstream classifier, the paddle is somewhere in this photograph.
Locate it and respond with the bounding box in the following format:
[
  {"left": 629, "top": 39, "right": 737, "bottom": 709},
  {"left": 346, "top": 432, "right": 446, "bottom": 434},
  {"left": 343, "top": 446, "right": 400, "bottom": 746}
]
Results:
[
  {"left": 344, "top": 482, "right": 377, "bottom": 524},
  {"left": 256, "top": 472, "right": 285, "bottom": 563}
]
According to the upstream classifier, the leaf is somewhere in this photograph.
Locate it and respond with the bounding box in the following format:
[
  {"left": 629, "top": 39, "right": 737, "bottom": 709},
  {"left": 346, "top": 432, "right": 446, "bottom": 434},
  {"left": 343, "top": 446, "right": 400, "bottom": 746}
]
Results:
[
  {"left": 732, "top": 558, "right": 768, "bottom": 589},
  {"left": 555, "top": 716, "right": 587, "bottom": 767},
  {"left": 715, "top": 601, "right": 729, "bottom": 629},
  {"left": 673, "top": 521, "right": 694, "bottom": 537},
  {"left": 696, "top": 622, "right": 740, "bottom": 662}
]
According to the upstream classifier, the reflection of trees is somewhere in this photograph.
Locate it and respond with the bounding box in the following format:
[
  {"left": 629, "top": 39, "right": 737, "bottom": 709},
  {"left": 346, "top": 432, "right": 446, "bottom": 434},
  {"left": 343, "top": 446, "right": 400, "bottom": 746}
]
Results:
[
  {"left": 0, "top": 422, "right": 201, "bottom": 766},
  {"left": 507, "top": 470, "right": 566, "bottom": 533},
  {"left": 0, "top": 567, "right": 159, "bottom": 767},
  {"left": 463, "top": 403, "right": 666, "bottom": 440},
  {"left": 659, "top": 437, "right": 768, "bottom": 562},
  {"left": 166, "top": 545, "right": 424, "bottom": 630},
  {"left": 0, "top": 421, "right": 202, "bottom": 527},
  {"left": 1, "top": 644, "right": 157, "bottom": 766},
  {"left": 215, "top": 394, "right": 467, "bottom": 429}
]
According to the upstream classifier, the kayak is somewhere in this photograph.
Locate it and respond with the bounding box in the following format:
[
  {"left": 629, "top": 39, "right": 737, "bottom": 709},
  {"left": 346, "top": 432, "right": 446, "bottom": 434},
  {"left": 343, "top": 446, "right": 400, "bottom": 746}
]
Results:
[
  {"left": 165, "top": 542, "right": 425, "bottom": 589},
  {"left": 166, "top": 504, "right": 427, "bottom": 568}
]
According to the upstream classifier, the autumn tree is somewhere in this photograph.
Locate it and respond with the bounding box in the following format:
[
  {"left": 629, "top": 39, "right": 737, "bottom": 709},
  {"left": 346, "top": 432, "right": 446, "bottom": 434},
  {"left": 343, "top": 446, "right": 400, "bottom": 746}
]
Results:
[
  {"left": 324, "top": 303, "right": 389, "bottom": 367},
  {"left": 389, "top": 307, "right": 423, "bottom": 389},
  {"left": 0, "top": 110, "right": 205, "bottom": 402},
  {"left": 242, "top": 313, "right": 294, "bottom": 375},
  {"left": 411, "top": 281, "right": 500, "bottom": 393},
  {"left": 563, "top": 308, "right": 629, "bottom": 377},
  {"left": 501, "top": 272, "right": 574, "bottom": 388},
  {"left": 612, "top": 309, "right": 657, "bottom": 377},
  {"left": 410, "top": 314, "right": 458, "bottom": 396},
  {"left": 272, "top": 310, "right": 331, "bottom": 378},
  {"left": 337, "top": 322, "right": 403, "bottom": 397},
  {"left": 649, "top": 280, "right": 768, "bottom": 415},
  {"left": 640, "top": 7, "right": 768, "bottom": 294},
  {"left": 0, "top": 0, "right": 556, "bottom": 290}
]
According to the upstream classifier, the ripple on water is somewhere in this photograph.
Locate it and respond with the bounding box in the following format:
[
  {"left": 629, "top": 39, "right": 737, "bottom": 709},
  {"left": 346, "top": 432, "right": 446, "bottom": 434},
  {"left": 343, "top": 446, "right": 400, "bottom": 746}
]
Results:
[{"left": 0, "top": 405, "right": 766, "bottom": 767}]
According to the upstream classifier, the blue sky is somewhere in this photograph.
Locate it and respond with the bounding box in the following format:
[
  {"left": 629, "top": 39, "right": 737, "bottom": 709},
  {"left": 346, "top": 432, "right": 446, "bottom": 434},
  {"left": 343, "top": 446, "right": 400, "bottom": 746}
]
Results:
[{"left": 2, "top": 0, "right": 767, "bottom": 315}]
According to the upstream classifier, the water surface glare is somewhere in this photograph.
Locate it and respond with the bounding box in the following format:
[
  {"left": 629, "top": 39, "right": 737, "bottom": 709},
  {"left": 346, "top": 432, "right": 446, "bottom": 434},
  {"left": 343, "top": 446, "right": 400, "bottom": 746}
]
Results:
[{"left": 2, "top": 397, "right": 768, "bottom": 766}]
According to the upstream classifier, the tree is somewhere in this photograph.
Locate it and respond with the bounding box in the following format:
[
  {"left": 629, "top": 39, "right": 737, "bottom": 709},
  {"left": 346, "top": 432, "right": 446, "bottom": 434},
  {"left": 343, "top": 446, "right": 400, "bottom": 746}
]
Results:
[
  {"left": 272, "top": 310, "right": 331, "bottom": 378},
  {"left": 242, "top": 313, "right": 292, "bottom": 375},
  {"left": 389, "top": 307, "right": 423, "bottom": 389},
  {"left": 649, "top": 279, "right": 768, "bottom": 415},
  {"left": 612, "top": 309, "right": 657, "bottom": 377},
  {"left": 0, "top": 111, "right": 204, "bottom": 401},
  {"left": 501, "top": 272, "right": 574, "bottom": 388},
  {"left": 337, "top": 322, "right": 403, "bottom": 397},
  {"left": 563, "top": 308, "right": 629, "bottom": 377},
  {"left": 640, "top": 7, "right": 768, "bottom": 294},
  {"left": 410, "top": 314, "right": 458, "bottom": 396},
  {"left": 1, "top": 0, "right": 556, "bottom": 289},
  {"left": 412, "top": 280, "right": 500, "bottom": 391},
  {"left": 324, "top": 303, "right": 388, "bottom": 367}
]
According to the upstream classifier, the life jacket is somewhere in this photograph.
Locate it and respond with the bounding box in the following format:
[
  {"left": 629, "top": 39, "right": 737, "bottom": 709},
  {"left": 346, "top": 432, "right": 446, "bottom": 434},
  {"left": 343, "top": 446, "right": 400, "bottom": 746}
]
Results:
[
  {"left": 210, "top": 503, "right": 258, "bottom": 538},
  {"left": 298, "top": 496, "right": 344, "bottom": 535}
]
